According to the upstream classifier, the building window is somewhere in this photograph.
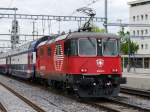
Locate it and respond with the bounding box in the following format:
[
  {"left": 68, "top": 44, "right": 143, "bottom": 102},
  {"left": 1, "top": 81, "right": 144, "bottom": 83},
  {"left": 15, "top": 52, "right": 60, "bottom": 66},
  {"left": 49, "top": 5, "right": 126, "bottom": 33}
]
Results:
[
  {"left": 137, "top": 15, "right": 139, "bottom": 21},
  {"left": 145, "top": 29, "right": 148, "bottom": 34},
  {"left": 141, "top": 44, "right": 144, "bottom": 49},
  {"left": 141, "top": 15, "right": 144, "bottom": 20},
  {"left": 144, "top": 58, "right": 149, "bottom": 68},
  {"left": 133, "top": 30, "right": 135, "bottom": 35},
  {"left": 137, "top": 30, "right": 139, "bottom": 35},
  {"left": 141, "top": 30, "right": 144, "bottom": 35},
  {"left": 145, "top": 44, "right": 148, "bottom": 49},
  {"left": 145, "top": 14, "right": 148, "bottom": 20},
  {"left": 133, "top": 16, "right": 136, "bottom": 21},
  {"left": 136, "top": 58, "right": 143, "bottom": 68}
]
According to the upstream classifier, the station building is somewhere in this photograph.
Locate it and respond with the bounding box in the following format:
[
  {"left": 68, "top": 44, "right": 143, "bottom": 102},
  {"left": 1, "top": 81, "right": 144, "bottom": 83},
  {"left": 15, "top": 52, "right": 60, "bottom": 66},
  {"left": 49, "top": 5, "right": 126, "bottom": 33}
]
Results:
[{"left": 122, "top": 0, "right": 150, "bottom": 73}]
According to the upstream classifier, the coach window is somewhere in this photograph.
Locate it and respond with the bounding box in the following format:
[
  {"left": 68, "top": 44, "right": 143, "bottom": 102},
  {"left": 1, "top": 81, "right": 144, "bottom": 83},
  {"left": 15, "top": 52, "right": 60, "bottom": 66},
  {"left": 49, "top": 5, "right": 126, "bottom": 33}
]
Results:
[{"left": 47, "top": 47, "right": 51, "bottom": 56}]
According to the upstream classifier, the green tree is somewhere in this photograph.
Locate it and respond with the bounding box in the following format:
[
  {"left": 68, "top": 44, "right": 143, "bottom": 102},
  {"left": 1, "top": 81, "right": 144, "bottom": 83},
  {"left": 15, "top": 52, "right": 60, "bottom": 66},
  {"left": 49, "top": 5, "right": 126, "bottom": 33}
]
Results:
[
  {"left": 118, "top": 28, "right": 139, "bottom": 55},
  {"left": 121, "top": 41, "right": 139, "bottom": 55},
  {"left": 91, "top": 25, "right": 105, "bottom": 33}
]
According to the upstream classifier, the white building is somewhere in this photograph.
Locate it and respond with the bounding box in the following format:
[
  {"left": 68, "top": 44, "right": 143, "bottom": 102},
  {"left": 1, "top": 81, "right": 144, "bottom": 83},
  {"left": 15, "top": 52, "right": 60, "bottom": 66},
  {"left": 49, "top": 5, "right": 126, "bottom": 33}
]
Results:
[
  {"left": 122, "top": 0, "right": 150, "bottom": 73},
  {"left": 128, "top": 0, "right": 150, "bottom": 54}
]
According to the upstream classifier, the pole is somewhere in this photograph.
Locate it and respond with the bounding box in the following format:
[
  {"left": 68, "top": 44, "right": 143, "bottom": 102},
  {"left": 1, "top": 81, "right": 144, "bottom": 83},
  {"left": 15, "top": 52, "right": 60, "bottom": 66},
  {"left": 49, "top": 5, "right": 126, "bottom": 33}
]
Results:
[
  {"left": 128, "top": 33, "right": 131, "bottom": 72},
  {"left": 32, "top": 21, "right": 35, "bottom": 40},
  {"left": 104, "top": 0, "right": 108, "bottom": 33},
  {"left": 12, "top": 8, "right": 17, "bottom": 49}
]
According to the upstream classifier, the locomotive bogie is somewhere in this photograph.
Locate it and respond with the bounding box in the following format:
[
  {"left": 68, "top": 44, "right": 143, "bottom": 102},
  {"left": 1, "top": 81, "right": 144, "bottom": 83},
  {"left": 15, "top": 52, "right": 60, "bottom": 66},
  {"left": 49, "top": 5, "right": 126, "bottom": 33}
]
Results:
[{"left": 70, "top": 75, "right": 121, "bottom": 98}]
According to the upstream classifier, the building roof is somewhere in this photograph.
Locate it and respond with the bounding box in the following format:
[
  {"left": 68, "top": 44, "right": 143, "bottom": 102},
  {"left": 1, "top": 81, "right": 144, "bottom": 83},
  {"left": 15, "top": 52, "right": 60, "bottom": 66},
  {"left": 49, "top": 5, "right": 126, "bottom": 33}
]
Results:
[{"left": 128, "top": 0, "right": 150, "bottom": 5}]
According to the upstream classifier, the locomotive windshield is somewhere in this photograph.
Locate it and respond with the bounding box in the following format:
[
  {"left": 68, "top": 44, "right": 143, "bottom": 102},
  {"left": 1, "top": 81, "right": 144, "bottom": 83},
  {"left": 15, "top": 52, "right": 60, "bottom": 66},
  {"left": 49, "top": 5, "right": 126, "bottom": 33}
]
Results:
[
  {"left": 102, "top": 39, "right": 118, "bottom": 56},
  {"left": 77, "top": 37, "right": 118, "bottom": 57},
  {"left": 78, "top": 38, "right": 97, "bottom": 56}
]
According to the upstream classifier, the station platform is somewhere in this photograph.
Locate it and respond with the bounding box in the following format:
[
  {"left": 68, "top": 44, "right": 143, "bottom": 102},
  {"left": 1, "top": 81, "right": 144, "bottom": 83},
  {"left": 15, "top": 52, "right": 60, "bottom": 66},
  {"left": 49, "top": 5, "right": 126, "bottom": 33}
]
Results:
[{"left": 122, "top": 72, "right": 150, "bottom": 90}]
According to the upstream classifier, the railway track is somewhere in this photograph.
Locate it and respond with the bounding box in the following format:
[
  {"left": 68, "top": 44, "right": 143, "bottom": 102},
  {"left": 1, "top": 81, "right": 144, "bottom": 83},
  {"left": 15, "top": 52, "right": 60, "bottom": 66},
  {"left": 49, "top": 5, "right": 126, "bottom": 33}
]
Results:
[
  {"left": 109, "top": 97, "right": 150, "bottom": 112},
  {"left": 84, "top": 86, "right": 150, "bottom": 112},
  {"left": 86, "top": 98, "right": 150, "bottom": 112},
  {"left": 1, "top": 74, "right": 150, "bottom": 112},
  {"left": 0, "top": 102, "right": 7, "bottom": 112},
  {"left": 121, "top": 86, "right": 150, "bottom": 99},
  {"left": 0, "top": 82, "right": 46, "bottom": 112}
]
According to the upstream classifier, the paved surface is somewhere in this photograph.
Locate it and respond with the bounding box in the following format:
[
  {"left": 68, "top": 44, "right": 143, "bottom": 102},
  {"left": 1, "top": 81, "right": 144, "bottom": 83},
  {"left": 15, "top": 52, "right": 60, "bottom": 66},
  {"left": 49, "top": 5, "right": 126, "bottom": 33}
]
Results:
[
  {"left": 122, "top": 72, "right": 150, "bottom": 90},
  {"left": 0, "top": 84, "right": 36, "bottom": 112}
]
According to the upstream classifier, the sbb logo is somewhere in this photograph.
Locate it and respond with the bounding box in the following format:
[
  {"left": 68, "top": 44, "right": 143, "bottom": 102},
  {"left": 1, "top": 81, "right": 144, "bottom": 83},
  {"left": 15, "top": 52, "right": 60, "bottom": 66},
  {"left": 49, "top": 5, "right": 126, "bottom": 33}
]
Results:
[{"left": 96, "top": 59, "right": 104, "bottom": 68}]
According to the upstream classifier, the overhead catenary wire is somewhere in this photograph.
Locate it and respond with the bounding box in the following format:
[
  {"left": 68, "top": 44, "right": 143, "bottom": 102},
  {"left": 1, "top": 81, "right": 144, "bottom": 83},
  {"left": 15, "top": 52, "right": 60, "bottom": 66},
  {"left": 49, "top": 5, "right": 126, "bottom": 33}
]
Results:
[
  {"left": 36, "top": 0, "right": 101, "bottom": 34},
  {"left": 70, "top": 0, "right": 100, "bottom": 16},
  {"left": 68, "top": 0, "right": 100, "bottom": 32}
]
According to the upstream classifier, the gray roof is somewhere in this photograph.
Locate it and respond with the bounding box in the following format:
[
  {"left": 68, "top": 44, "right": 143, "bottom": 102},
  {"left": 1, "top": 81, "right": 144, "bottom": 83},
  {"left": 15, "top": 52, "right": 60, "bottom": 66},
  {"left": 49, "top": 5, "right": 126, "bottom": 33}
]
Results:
[{"left": 67, "top": 32, "right": 119, "bottom": 39}]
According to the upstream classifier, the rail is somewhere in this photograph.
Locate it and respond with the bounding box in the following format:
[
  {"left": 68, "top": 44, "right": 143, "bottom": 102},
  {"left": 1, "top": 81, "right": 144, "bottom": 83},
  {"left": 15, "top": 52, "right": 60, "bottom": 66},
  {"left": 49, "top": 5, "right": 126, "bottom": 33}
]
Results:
[
  {"left": 0, "top": 102, "right": 7, "bottom": 112},
  {"left": 0, "top": 82, "right": 46, "bottom": 112},
  {"left": 121, "top": 86, "right": 150, "bottom": 99}
]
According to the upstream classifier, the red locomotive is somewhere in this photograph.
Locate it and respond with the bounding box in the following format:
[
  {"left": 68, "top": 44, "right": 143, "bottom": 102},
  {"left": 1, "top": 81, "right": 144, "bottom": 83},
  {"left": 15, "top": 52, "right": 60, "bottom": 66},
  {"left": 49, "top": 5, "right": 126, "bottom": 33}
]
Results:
[
  {"left": 0, "top": 32, "right": 126, "bottom": 98},
  {"left": 36, "top": 32, "right": 126, "bottom": 97}
]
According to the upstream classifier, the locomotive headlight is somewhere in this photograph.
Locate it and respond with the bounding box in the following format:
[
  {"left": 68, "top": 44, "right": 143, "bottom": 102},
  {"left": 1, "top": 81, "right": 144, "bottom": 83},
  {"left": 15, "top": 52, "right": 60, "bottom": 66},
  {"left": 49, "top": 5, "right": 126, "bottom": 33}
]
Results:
[
  {"left": 112, "top": 69, "right": 118, "bottom": 73},
  {"left": 80, "top": 68, "right": 88, "bottom": 73}
]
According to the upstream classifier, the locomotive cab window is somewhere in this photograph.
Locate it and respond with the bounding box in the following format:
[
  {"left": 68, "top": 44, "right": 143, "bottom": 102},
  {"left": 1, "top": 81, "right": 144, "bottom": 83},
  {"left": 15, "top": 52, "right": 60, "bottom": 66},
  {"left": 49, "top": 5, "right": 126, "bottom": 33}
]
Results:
[
  {"left": 64, "top": 39, "right": 78, "bottom": 56},
  {"left": 102, "top": 39, "right": 118, "bottom": 56},
  {"left": 78, "top": 38, "right": 97, "bottom": 56}
]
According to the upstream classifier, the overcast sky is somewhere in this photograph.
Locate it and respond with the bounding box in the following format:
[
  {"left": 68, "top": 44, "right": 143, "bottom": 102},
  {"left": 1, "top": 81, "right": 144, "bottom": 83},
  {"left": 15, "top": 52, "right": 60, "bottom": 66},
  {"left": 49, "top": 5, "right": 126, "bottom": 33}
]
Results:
[
  {"left": 0, "top": 0, "right": 134, "bottom": 47},
  {"left": 0, "top": 0, "right": 132, "bottom": 21}
]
